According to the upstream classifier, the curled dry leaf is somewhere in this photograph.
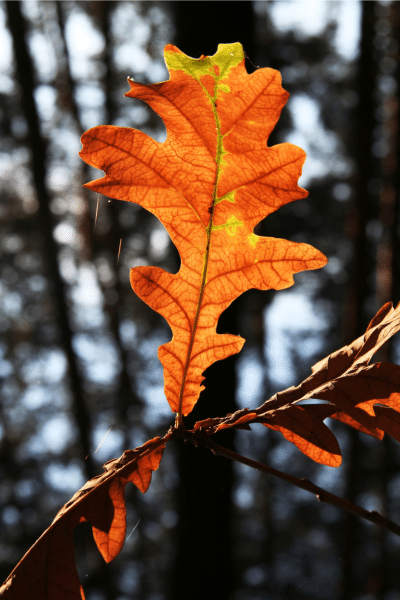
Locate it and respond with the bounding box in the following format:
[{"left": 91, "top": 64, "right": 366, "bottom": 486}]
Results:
[
  {"left": 79, "top": 43, "right": 327, "bottom": 418},
  {"left": 0, "top": 437, "right": 167, "bottom": 600},
  {"left": 195, "top": 302, "right": 400, "bottom": 466}
]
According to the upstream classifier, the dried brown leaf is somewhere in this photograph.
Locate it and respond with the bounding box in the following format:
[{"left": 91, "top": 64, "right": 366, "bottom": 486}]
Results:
[
  {"left": 0, "top": 437, "right": 166, "bottom": 599},
  {"left": 195, "top": 302, "right": 400, "bottom": 465}
]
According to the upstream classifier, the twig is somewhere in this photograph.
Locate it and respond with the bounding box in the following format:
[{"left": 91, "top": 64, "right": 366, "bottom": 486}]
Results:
[{"left": 206, "top": 438, "right": 400, "bottom": 538}]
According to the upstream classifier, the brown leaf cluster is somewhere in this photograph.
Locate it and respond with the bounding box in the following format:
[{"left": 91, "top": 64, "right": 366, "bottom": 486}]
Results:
[{"left": 195, "top": 302, "right": 400, "bottom": 466}]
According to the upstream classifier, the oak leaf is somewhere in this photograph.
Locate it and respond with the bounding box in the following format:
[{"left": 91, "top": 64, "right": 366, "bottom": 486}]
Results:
[
  {"left": 79, "top": 43, "right": 327, "bottom": 418},
  {"left": 0, "top": 437, "right": 166, "bottom": 600},
  {"left": 195, "top": 301, "right": 400, "bottom": 466}
]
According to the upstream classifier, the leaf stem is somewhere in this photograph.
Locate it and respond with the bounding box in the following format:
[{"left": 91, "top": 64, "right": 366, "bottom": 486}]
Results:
[{"left": 207, "top": 438, "right": 400, "bottom": 538}]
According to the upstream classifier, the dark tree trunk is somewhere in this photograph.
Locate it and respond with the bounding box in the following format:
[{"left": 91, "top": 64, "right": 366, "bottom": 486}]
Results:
[
  {"left": 340, "top": 3, "right": 381, "bottom": 598},
  {"left": 373, "top": 3, "right": 400, "bottom": 596},
  {"left": 5, "top": 0, "right": 95, "bottom": 480},
  {"left": 343, "top": 1, "right": 378, "bottom": 341},
  {"left": 169, "top": 4, "right": 255, "bottom": 599},
  {"left": 95, "top": 0, "right": 145, "bottom": 447}
]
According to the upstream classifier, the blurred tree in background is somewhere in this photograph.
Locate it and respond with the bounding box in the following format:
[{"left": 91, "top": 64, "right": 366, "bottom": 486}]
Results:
[{"left": 1, "top": 2, "right": 400, "bottom": 599}]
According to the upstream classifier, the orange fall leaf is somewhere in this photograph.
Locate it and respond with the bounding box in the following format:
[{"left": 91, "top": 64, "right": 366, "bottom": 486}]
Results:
[{"left": 79, "top": 43, "right": 327, "bottom": 418}]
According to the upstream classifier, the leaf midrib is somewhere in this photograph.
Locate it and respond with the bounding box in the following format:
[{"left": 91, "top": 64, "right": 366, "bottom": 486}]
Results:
[{"left": 176, "top": 78, "right": 224, "bottom": 423}]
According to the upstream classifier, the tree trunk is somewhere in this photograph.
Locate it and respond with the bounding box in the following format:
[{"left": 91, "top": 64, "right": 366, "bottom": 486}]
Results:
[
  {"left": 340, "top": 3, "right": 381, "bottom": 598},
  {"left": 5, "top": 0, "right": 95, "bottom": 480},
  {"left": 169, "top": 4, "right": 255, "bottom": 599}
]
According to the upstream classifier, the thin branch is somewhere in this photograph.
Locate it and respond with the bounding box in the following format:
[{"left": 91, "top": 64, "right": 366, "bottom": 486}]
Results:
[{"left": 207, "top": 438, "right": 400, "bottom": 538}]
